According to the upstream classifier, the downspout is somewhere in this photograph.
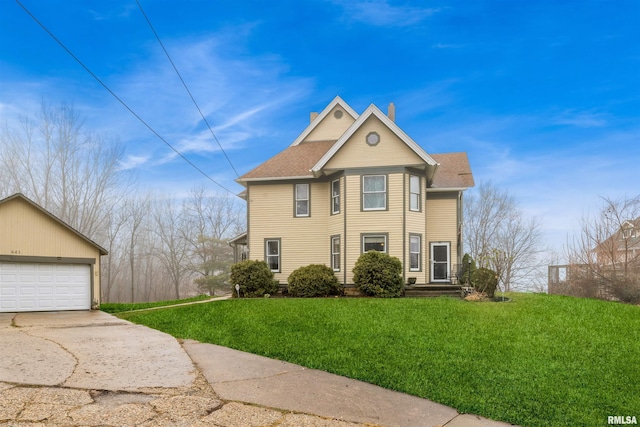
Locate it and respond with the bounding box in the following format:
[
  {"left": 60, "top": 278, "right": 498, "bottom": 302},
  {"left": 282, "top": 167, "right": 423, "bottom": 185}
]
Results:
[
  {"left": 343, "top": 175, "right": 348, "bottom": 286},
  {"left": 402, "top": 172, "right": 406, "bottom": 286}
]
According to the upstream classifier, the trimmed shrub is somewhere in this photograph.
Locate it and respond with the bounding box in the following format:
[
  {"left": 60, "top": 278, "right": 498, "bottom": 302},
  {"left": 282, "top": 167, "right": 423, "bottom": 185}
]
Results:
[
  {"left": 353, "top": 251, "right": 403, "bottom": 298},
  {"left": 230, "top": 260, "right": 279, "bottom": 298},
  {"left": 472, "top": 267, "right": 498, "bottom": 298},
  {"left": 288, "top": 264, "right": 343, "bottom": 297}
]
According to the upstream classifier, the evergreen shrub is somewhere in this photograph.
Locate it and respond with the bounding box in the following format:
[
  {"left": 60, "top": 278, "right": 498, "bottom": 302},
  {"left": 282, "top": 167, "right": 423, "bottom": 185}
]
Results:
[
  {"left": 230, "top": 260, "right": 279, "bottom": 298},
  {"left": 353, "top": 251, "right": 403, "bottom": 298},
  {"left": 288, "top": 264, "right": 343, "bottom": 297}
]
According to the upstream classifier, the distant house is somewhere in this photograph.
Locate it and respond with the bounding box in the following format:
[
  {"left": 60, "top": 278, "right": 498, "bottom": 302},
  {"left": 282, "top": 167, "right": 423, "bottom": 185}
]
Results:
[
  {"left": 595, "top": 218, "right": 640, "bottom": 267},
  {"left": 231, "top": 97, "right": 474, "bottom": 292}
]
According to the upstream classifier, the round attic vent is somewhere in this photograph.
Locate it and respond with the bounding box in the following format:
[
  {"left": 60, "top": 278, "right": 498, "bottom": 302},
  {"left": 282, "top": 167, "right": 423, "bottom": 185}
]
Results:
[
  {"left": 333, "top": 109, "right": 343, "bottom": 119},
  {"left": 366, "top": 132, "right": 380, "bottom": 146}
]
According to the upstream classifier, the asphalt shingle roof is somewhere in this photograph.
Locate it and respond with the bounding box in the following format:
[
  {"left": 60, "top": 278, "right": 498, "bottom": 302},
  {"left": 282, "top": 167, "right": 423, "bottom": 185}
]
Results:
[
  {"left": 430, "top": 152, "right": 475, "bottom": 189},
  {"left": 239, "top": 141, "right": 336, "bottom": 180}
]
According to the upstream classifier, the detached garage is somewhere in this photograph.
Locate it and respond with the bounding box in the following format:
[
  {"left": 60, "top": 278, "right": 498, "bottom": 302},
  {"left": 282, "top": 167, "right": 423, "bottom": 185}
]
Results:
[{"left": 0, "top": 193, "right": 107, "bottom": 312}]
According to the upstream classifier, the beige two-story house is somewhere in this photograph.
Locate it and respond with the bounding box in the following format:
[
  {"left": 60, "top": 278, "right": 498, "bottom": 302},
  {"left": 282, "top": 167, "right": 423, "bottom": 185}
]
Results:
[{"left": 233, "top": 96, "right": 474, "bottom": 290}]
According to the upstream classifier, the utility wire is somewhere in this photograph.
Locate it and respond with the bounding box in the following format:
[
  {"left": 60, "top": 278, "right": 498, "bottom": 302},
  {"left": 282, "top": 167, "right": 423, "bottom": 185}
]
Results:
[
  {"left": 136, "top": 0, "right": 240, "bottom": 178},
  {"left": 16, "top": 0, "right": 236, "bottom": 195}
]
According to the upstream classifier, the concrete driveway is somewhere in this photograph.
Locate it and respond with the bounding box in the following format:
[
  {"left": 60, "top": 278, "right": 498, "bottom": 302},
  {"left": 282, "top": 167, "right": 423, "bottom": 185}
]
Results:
[
  {"left": 0, "top": 310, "right": 516, "bottom": 427},
  {"left": 0, "top": 310, "right": 378, "bottom": 426}
]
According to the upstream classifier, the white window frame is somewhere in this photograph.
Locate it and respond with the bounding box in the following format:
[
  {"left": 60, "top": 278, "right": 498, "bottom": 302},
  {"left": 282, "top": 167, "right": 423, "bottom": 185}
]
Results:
[
  {"left": 430, "top": 242, "right": 450, "bottom": 282},
  {"left": 362, "top": 175, "right": 387, "bottom": 211},
  {"left": 331, "top": 235, "right": 340, "bottom": 271},
  {"left": 409, "top": 234, "right": 421, "bottom": 271},
  {"left": 409, "top": 175, "right": 421, "bottom": 212},
  {"left": 331, "top": 179, "right": 340, "bottom": 215},
  {"left": 362, "top": 234, "right": 387, "bottom": 253},
  {"left": 265, "top": 239, "right": 281, "bottom": 272},
  {"left": 295, "top": 183, "right": 310, "bottom": 217}
]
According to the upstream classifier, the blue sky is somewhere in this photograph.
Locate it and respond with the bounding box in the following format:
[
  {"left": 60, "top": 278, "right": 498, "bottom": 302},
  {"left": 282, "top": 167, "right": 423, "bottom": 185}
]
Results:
[{"left": 1, "top": 0, "right": 639, "bottom": 256}]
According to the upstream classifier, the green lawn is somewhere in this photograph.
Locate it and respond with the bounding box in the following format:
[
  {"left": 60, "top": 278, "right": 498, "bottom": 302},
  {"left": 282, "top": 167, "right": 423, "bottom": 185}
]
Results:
[
  {"left": 117, "top": 293, "right": 640, "bottom": 426},
  {"left": 99, "top": 294, "right": 211, "bottom": 313}
]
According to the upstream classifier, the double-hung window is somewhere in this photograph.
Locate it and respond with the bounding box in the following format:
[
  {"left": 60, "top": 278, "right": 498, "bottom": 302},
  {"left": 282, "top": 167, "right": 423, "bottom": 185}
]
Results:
[
  {"left": 295, "top": 183, "right": 309, "bottom": 217},
  {"left": 331, "top": 179, "right": 340, "bottom": 214},
  {"left": 409, "top": 175, "right": 421, "bottom": 211},
  {"left": 409, "top": 234, "right": 421, "bottom": 271},
  {"left": 362, "top": 175, "right": 386, "bottom": 210},
  {"left": 331, "top": 236, "right": 340, "bottom": 271},
  {"left": 265, "top": 239, "right": 281, "bottom": 272}
]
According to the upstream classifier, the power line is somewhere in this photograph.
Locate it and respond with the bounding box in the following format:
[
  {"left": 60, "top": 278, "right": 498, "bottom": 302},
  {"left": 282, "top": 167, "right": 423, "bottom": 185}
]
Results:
[
  {"left": 16, "top": 0, "right": 236, "bottom": 195},
  {"left": 136, "top": 0, "right": 240, "bottom": 178}
]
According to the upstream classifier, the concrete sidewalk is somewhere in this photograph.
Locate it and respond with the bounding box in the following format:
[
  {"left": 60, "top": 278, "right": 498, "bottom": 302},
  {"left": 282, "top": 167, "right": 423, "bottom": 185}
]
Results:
[{"left": 183, "top": 340, "right": 517, "bottom": 427}]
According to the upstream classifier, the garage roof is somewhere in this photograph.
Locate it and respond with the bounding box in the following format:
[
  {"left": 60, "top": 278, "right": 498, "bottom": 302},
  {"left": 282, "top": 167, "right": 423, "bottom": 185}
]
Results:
[{"left": 0, "top": 193, "right": 108, "bottom": 255}]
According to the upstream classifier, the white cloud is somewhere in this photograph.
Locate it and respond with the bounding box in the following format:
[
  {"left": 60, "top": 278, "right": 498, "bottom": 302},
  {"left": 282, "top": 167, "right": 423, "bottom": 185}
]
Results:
[
  {"left": 331, "top": 0, "right": 440, "bottom": 27},
  {"left": 552, "top": 109, "right": 608, "bottom": 128}
]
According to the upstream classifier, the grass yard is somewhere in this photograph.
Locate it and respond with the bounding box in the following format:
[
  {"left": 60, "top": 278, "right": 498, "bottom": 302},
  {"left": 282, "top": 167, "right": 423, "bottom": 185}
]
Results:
[
  {"left": 117, "top": 293, "right": 640, "bottom": 426},
  {"left": 99, "top": 294, "right": 211, "bottom": 313}
]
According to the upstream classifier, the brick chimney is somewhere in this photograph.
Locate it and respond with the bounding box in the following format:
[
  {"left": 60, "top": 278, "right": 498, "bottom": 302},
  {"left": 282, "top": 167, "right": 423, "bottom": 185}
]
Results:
[{"left": 388, "top": 102, "right": 395, "bottom": 122}]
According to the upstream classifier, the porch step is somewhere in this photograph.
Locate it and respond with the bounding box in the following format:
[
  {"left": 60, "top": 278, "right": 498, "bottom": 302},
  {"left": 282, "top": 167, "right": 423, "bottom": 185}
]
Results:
[{"left": 404, "top": 285, "right": 462, "bottom": 298}]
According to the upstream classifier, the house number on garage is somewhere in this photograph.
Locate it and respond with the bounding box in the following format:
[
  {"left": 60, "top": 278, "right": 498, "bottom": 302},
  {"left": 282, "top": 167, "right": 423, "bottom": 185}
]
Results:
[{"left": 10, "top": 250, "right": 21, "bottom": 254}]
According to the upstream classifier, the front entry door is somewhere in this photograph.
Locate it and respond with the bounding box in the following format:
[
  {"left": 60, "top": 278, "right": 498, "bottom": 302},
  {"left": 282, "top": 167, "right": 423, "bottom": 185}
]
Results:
[{"left": 430, "top": 242, "right": 450, "bottom": 282}]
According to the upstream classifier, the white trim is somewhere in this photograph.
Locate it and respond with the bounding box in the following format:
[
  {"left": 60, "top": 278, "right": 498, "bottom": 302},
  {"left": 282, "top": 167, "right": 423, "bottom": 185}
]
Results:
[
  {"left": 311, "top": 104, "right": 438, "bottom": 174},
  {"left": 430, "top": 242, "right": 451, "bottom": 282}
]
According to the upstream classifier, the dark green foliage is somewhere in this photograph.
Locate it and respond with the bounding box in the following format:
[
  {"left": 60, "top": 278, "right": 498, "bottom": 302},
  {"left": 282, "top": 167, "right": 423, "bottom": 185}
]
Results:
[
  {"left": 288, "top": 264, "right": 343, "bottom": 297},
  {"left": 230, "top": 260, "right": 279, "bottom": 297},
  {"left": 352, "top": 251, "right": 403, "bottom": 297},
  {"left": 472, "top": 267, "right": 498, "bottom": 298},
  {"left": 459, "top": 253, "right": 476, "bottom": 285}
]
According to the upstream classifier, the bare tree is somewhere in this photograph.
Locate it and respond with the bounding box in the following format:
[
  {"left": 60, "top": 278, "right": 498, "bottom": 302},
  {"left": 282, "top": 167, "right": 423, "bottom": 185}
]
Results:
[
  {"left": 182, "top": 187, "right": 244, "bottom": 293},
  {"left": 0, "top": 102, "right": 129, "bottom": 239},
  {"left": 152, "top": 195, "right": 192, "bottom": 299},
  {"left": 564, "top": 195, "right": 640, "bottom": 301},
  {"left": 464, "top": 181, "right": 545, "bottom": 291}
]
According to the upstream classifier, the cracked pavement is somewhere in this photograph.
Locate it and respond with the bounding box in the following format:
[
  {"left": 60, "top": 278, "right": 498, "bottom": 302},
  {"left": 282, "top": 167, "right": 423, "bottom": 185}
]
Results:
[{"left": 0, "top": 311, "right": 373, "bottom": 426}]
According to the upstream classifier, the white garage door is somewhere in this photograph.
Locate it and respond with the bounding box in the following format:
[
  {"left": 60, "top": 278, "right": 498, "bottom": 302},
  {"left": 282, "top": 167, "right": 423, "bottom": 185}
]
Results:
[{"left": 0, "top": 263, "right": 91, "bottom": 312}]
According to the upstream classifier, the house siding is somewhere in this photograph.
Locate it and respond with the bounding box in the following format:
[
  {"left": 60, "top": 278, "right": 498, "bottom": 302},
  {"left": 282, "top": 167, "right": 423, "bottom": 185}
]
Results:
[
  {"left": 248, "top": 182, "right": 329, "bottom": 283},
  {"left": 426, "top": 192, "right": 459, "bottom": 281},
  {"left": 305, "top": 106, "right": 356, "bottom": 142},
  {"left": 0, "top": 197, "right": 102, "bottom": 303},
  {"left": 405, "top": 173, "right": 427, "bottom": 283},
  {"left": 343, "top": 172, "right": 405, "bottom": 284},
  {"left": 324, "top": 116, "right": 424, "bottom": 171}
]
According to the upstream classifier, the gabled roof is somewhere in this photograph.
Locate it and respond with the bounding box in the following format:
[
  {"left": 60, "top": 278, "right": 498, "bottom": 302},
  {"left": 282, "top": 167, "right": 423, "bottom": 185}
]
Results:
[
  {"left": 290, "top": 96, "right": 359, "bottom": 147},
  {"left": 237, "top": 97, "right": 473, "bottom": 190},
  {"left": 0, "top": 193, "right": 108, "bottom": 255},
  {"left": 310, "top": 103, "right": 438, "bottom": 175}
]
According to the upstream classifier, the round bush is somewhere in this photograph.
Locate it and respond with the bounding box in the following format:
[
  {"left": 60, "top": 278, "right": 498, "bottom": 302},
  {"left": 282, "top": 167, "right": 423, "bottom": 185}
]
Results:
[
  {"left": 472, "top": 267, "right": 498, "bottom": 298},
  {"left": 352, "top": 251, "right": 403, "bottom": 298},
  {"left": 230, "top": 260, "right": 279, "bottom": 298},
  {"left": 288, "top": 264, "right": 343, "bottom": 297}
]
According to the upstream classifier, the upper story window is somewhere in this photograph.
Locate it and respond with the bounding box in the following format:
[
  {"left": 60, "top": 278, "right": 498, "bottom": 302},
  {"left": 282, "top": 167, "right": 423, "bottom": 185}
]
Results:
[
  {"left": 295, "top": 183, "right": 309, "bottom": 217},
  {"left": 331, "top": 179, "right": 340, "bottom": 214},
  {"left": 409, "top": 175, "right": 421, "bottom": 212},
  {"left": 362, "top": 175, "right": 386, "bottom": 211}
]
